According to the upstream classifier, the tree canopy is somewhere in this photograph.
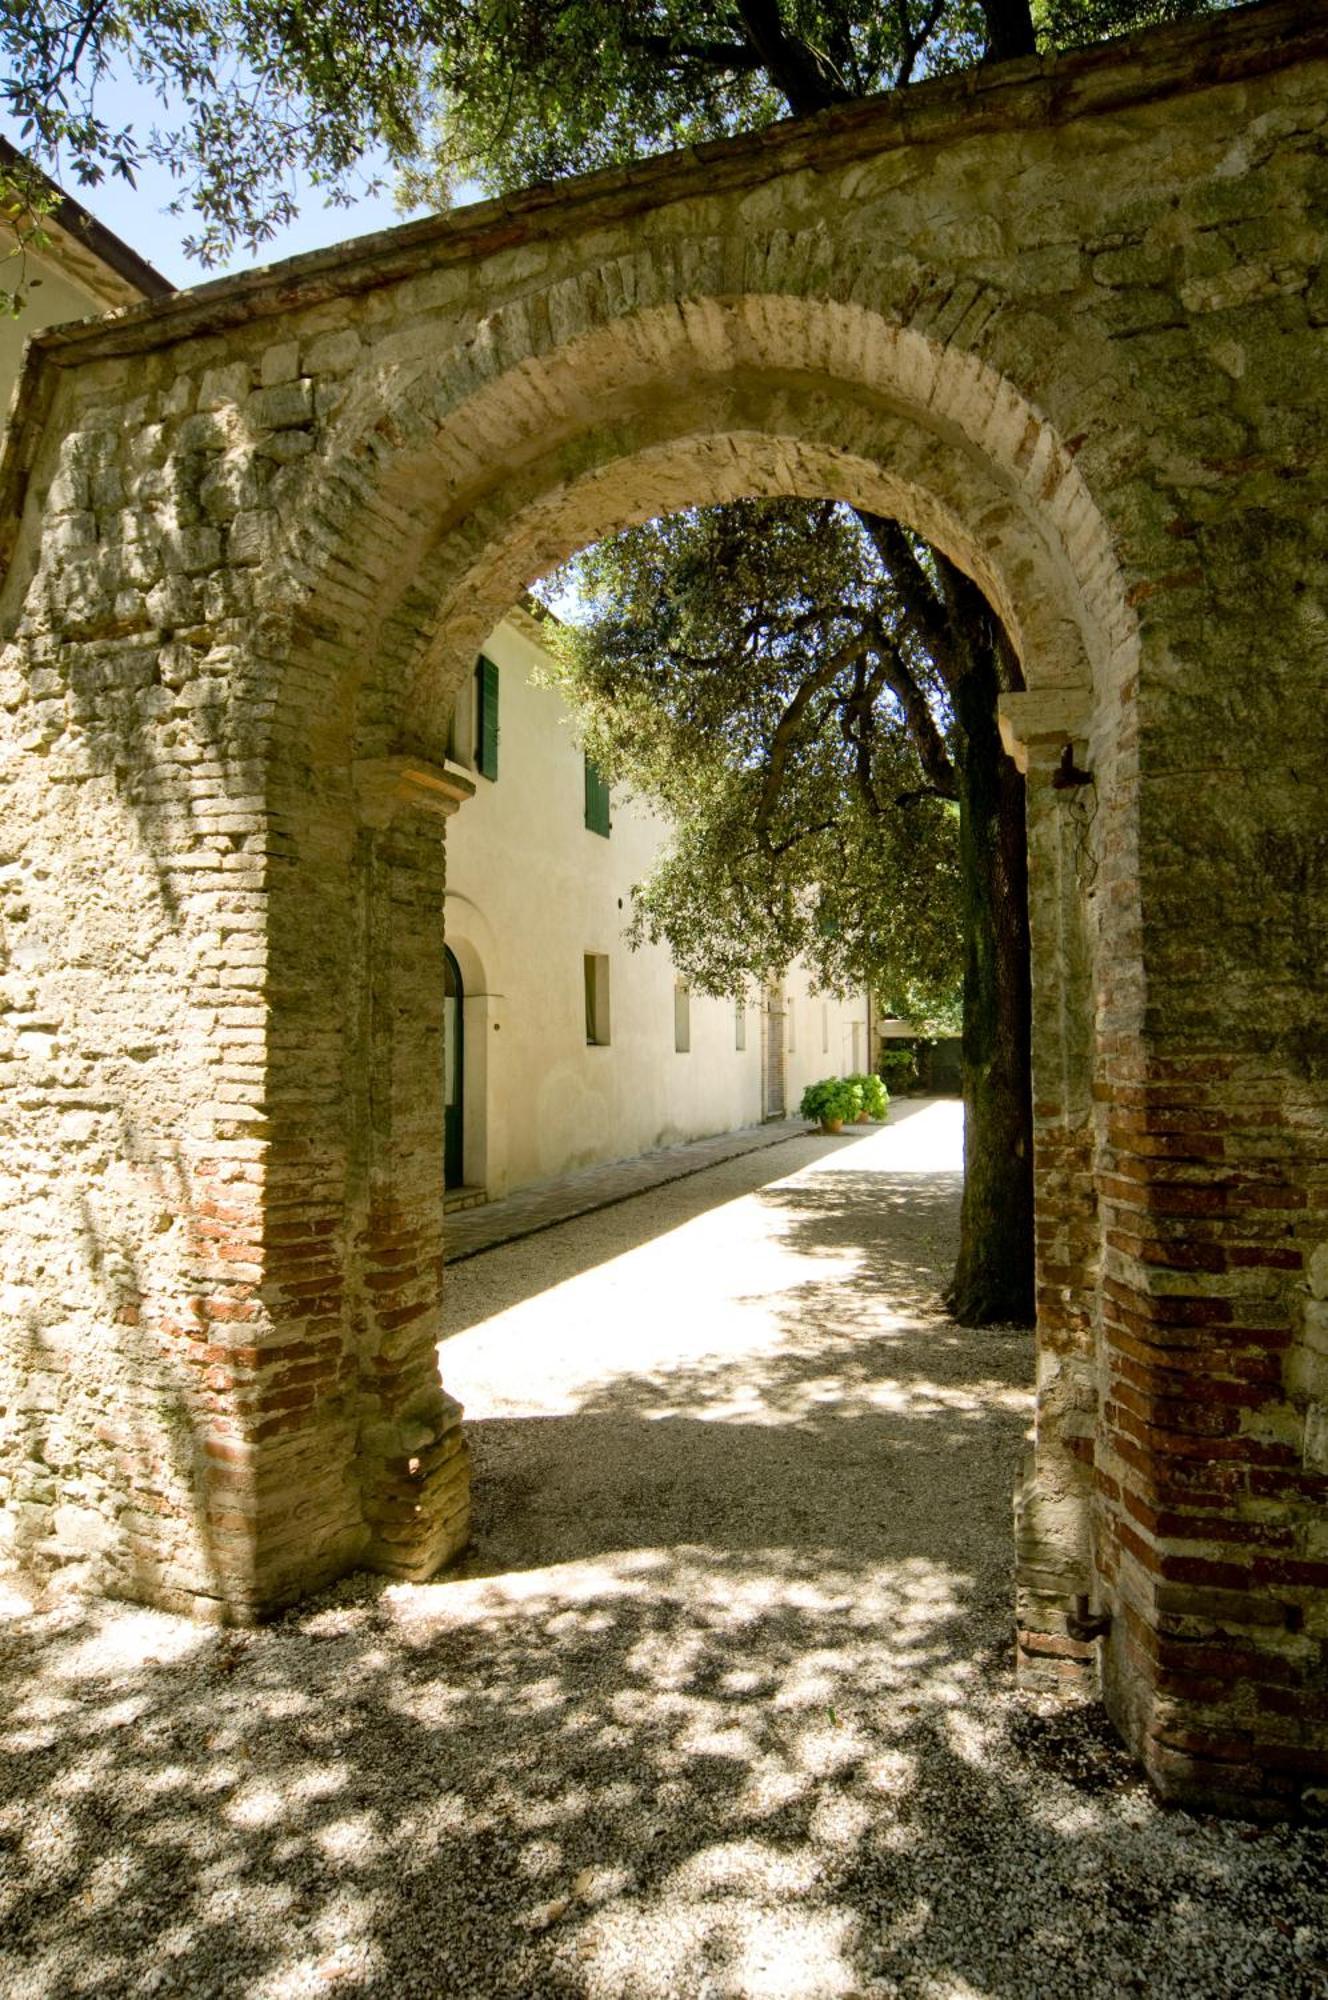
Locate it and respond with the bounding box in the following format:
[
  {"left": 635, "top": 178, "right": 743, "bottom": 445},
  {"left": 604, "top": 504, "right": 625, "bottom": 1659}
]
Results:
[
  {"left": 401, "top": 1, "right": 992, "bottom": 208},
  {"left": 543, "top": 499, "right": 965, "bottom": 1026}
]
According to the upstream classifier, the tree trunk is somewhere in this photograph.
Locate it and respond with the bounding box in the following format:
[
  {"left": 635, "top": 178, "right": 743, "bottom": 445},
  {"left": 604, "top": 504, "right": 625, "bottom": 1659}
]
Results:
[
  {"left": 855, "top": 521, "right": 1036, "bottom": 1326},
  {"left": 979, "top": 0, "right": 1038, "bottom": 62},
  {"left": 732, "top": 0, "right": 851, "bottom": 115},
  {"left": 944, "top": 595, "right": 1035, "bottom": 1326}
]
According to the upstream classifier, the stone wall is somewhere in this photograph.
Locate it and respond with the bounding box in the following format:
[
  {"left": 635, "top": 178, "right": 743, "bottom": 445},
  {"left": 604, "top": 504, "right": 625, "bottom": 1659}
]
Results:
[{"left": 0, "top": 0, "right": 1324, "bottom": 1811}]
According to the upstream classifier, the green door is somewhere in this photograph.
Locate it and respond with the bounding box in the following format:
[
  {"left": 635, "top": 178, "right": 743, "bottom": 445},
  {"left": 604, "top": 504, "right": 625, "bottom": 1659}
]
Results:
[{"left": 444, "top": 947, "right": 464, "bottom": 1190}]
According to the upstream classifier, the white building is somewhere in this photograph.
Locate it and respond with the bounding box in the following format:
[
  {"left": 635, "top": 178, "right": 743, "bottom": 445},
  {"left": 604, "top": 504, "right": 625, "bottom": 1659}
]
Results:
[
  {"left": 441, "top": 604, "right": 871, "bottom": 1203},
  {"left": 0, "top": 140, "right": 171, "bottom": 411}
]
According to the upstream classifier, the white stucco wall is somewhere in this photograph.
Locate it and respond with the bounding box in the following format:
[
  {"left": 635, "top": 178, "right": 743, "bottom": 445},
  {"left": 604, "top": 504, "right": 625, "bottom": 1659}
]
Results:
[
  {"left": 443, "top": 614, "right": 870, "bottom": 1197},
  {"left": 784, "top": 968, "right": 871, "bottom": 1105},
  {"left": 0, "top": 222, "right": 158, "bottom": 421}
]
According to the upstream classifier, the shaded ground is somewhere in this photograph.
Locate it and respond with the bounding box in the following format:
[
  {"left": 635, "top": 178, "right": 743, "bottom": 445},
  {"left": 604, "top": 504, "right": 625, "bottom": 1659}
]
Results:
[{"left": 2, "top": 1105, "right": 1325, "bottom": 1999}]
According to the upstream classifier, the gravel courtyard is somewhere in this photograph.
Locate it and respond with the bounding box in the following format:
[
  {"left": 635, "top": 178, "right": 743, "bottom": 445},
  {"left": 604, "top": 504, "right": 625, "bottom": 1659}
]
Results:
[{"left": 2, "top": 1101, "right": 1325, "bottom": 1999}]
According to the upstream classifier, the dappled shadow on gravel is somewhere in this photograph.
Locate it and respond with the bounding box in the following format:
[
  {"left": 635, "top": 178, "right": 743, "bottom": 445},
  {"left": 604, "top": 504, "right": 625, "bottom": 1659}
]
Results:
[
  {"left": 754, "top": 1169, "right": 971, "bottom": 1331},
  {"left": 757, "top": 1167, "right": 963, "bottom": 1256},
  {"left": 3, "top": 1111, "right": 1326, "bottom": 1999},
  {"left": 3, "top": 1549, "right": 1326, "bottom": 2000},
  {"left": 454, "top": 1393, "right": 1029, "bottom": 1581}
]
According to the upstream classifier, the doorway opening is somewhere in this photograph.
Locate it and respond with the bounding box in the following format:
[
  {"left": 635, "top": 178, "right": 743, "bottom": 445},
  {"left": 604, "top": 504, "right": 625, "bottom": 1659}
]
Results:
[
  {"left": 269, "top": 285, "right": 1122, "bottom": 1753},
  {"left": 444, "top": 944, "right": 465, "bottom": 1191},
  {"left": 763, "top": 985, "right": 787, "bottom": 1120}
]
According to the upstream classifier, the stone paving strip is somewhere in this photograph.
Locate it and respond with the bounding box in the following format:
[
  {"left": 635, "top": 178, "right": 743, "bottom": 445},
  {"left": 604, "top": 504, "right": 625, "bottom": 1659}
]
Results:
[{"left": 443, "top": 1115, "right": 874, "bottom": 1262}]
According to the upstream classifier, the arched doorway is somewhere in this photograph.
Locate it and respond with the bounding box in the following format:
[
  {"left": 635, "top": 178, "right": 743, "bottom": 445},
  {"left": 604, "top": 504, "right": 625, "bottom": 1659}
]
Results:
[
  {"left": 443, "top": 945, "right": 464, "bottom": 1192},
  {"left": 281, "top": 334, "right": 1112, "bottom": 1672},
  {"left": 16, "top": 12, "right": 1324, "bottom": 1809}
]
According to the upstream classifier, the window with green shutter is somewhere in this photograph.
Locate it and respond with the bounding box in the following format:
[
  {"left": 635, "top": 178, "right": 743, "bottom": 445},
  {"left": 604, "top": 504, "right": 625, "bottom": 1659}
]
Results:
[
  {"left": 475, "top": 656, "right": 500, "bottom": 780},
  {"left": 584, "top": 755, "right": 611, "bottom": 837}
]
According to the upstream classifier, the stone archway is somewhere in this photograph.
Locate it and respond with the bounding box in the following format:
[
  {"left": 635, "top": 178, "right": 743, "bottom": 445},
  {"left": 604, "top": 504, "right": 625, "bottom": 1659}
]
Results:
[
  {"left": 1, "top": 3, "right": 1325, "bottom": 1814},
  {"left": 256, "top": 297, "right": 1128, "bottom": 1683}
]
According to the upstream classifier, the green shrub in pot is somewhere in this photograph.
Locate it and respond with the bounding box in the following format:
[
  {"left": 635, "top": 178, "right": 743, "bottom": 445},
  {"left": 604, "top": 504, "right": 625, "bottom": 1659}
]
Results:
[
  {"left": 799, "top": 1077, "right": 860, "bottom": 1131},
  {"left": 847, "top": 1072, "right": 888, "bottom": 1120}
]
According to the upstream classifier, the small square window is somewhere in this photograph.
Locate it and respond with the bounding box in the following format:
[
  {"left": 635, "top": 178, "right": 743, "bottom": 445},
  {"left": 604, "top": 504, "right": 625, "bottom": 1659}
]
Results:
[
  {"left": 674, "top": 981, "right": 691, "bottom": 1054},
  {"left": 585, "top": 954, "right": 611, "bottom": 1045}
]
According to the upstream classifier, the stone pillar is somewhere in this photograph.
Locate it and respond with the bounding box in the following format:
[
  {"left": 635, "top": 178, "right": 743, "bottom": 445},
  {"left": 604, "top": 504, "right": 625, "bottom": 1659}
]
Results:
[
  {"left": 349, "top": 757, "right": 475, "bottom": 1583},
  {"left": 1001, "top": 689, "right": 1102, "bottom": 1690},
  {"left": 192, "top": 752, "right": 477, "bottom": 1618}
]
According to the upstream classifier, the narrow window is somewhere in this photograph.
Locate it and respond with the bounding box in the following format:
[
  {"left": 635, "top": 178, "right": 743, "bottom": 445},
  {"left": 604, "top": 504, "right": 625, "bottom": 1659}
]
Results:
[
  {"left": 821, "top": 1003, "right": 829, "bottom": 1054},
  {"left": 584, "top": 954, "right": 611, "bottom": 1045},
  {"left": 734, "top": 997, "right": 746, "bottom": 1052},
  {"left": 475, "top": 655, "right": 500, "bottom": 780},
  {"left": 584, "top": 755, "right": 611, "bottom": 837},
  {"left": 446, "top": 694, "right": 468, "bottom": 769},
  {"left": 674, "top": 981, "right": 691, "bottom": 1054},
  {"left": 787, "top": 1002, "right": 796, "bottom": 1053}
]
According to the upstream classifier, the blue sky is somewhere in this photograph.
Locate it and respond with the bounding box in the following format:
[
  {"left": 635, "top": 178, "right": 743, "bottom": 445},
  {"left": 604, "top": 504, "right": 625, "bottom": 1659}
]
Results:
[{"left": 2, "top": 65, "right": 438, "bottom": 289}]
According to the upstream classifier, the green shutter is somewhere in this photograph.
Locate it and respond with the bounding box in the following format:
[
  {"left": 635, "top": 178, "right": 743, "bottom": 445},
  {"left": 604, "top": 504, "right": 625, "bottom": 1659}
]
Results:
[
  {"left": 584, "top": 756, "right": 611, "bottom": 837},
  {"left": 476, "top": 656, "right": 500, "bottom": 780}
]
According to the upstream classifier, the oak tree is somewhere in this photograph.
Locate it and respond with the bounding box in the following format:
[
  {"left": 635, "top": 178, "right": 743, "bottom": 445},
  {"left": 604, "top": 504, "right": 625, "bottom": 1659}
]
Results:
[
  {"left": 2, "top": 1, "right": 1222, "bottom": 263},
  {"left": 548, "top": 496, "right": 1034, "bottom": 1325}
]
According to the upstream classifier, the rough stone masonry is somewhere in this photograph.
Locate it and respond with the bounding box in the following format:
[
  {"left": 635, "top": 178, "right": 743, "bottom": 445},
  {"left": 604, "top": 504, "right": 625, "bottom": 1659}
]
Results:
[{"left": 0, "top": 0, "right": 1324, "bottom": 1817}]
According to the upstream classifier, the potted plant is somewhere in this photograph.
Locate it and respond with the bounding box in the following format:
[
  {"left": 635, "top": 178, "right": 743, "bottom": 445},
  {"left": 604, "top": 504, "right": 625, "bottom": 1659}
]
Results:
[
  {"left": 847, "top": 1073, "right": 888, "bottom": 1121},
  {"left": 876, "top": 1046, "right": 918, "bottom": 1096},
  {"left": 799, "top": 1076, "right": 860, "bottom": 1133}
]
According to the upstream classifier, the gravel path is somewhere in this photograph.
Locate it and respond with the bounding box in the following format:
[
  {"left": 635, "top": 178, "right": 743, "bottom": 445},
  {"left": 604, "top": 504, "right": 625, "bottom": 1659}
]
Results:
[{"left": 2, "top": 1101, "right": 1325, "bottom": 1999}]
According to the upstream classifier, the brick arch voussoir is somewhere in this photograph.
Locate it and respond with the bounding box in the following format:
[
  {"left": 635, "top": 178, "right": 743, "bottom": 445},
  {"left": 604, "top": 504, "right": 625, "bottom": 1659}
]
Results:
[
  {"left": 395, "top": 399, "right": 1093, "bottom": 733},
  {"left": 268, "top": 242, "right": 1139, "bottom": 765}
]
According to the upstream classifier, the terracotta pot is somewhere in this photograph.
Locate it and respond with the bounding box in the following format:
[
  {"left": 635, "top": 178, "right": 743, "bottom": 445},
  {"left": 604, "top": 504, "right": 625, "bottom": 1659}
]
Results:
[{"left": 819, "top": 1117, "right": 844, "bottom": 1134}]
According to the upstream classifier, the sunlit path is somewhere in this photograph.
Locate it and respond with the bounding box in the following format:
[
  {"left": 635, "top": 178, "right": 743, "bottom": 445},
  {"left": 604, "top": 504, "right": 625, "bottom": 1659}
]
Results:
[
  {"left": 437, "top": 1102, "right": 1028, "bottom": 1594},
  {"left": 442, "top": 1100, "right": 977, "bottom": 1418},
  {"left": 2, "top": 1104, "right": 1324, "bottom": 1998}
]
